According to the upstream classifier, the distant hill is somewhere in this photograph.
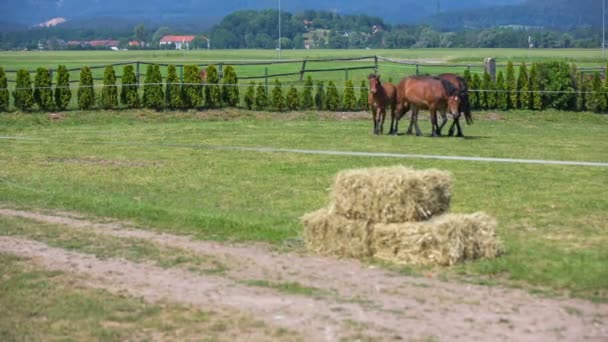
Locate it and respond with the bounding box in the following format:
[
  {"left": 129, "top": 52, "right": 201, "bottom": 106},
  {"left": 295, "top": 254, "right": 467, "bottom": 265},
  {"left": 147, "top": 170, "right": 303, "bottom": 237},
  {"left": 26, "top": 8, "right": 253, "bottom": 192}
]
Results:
[{"left": 2, "top": 0, "right": 523, "bottom": 27}]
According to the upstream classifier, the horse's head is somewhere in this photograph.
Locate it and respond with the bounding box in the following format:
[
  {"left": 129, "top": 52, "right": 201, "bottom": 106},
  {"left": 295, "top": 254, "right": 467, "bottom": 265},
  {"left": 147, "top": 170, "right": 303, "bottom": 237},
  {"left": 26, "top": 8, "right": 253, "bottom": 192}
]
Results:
[
  {"left": 447, "top": 95, "right": 461, "bottom": 116},
  {"left": 368, "top": 74, "right": 381, "bottom": 94}
]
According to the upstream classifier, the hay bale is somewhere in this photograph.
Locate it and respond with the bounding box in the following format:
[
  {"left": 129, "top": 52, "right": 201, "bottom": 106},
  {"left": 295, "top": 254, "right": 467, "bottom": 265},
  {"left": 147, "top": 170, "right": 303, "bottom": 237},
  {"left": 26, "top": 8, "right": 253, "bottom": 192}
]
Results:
[
  {"left": 301, "top": 207, "right": 373, "bottom": 259},
  {"left": 330, "top": 166, "right": 452, "bottom": 223},
  {"left": 371, "top": 212, "right": 503, "bottom": 266}
]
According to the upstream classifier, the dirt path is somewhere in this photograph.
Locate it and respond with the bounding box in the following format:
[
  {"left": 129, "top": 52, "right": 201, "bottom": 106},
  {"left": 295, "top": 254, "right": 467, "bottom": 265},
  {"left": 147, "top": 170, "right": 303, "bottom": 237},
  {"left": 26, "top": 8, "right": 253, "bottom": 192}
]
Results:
[{"left": 1, "top": 208, "right": 606, "bottom": 341}]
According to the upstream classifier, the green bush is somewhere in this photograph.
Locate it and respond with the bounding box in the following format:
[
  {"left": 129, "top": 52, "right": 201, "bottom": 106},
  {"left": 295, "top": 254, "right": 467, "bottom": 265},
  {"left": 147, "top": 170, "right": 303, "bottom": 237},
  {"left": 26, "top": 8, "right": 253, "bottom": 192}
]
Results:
[
  {"left": 480, "top": 71, "right": 495, "bottom": 109},
  {"left": 254, "top": 82, "right": 268, "bottom": 110},
  {"left": 506, "top": 61, "right": 517, "bottom": 109},
  {"left": 0, "top": 67, "right": 11, "bottom": 111},
  {"left": 286, "top": 85, "right": 299, "bottom": 111},
  {"left": 271, "top": 79, "right": 285, "bottom": 112},
  {"left": 301, "top": 76, "right": 314, "bottom": 110},
  {"left": 77, "top": 66, "right": 95, "bottom": 110},
  {"left": 100, "top": 66, "right": 118, "bottom": 110},
  {"left": 143, "top": 64, "right": 164, "bottom": 109},
  {"left": 325, "top": 81, "right": 340, "bottom": 111},
  {"left": 529, "top": 63, "right": 543, "bottom": 110},
  {"left": 314, "top": 81, "right": 325, "bottom": 110},
  {"left": 54, "top": 65, "right": 71, "bottom": 111},
  {"left": 120, "top": 65, "right": 139, "bottom": 109},
  {"left": 587, "top": 72, "right": 607, "bottom": 113},
  {"left": 575, "top": 72, "right": 586, "bottom": 112},
  {"left": 342, "top": 80, "right": 357, "bottom": 111},
  {"left": 34, "top": 67, "right": 54, "bottom": 111},
  {"left": 221, "top": 65, "right": 239, "bottom": 107},
  {"left": 496, "top": 71, "right": 508, "bottom": 111},
  {"left": 358, "top": 80, "right": 368, "bottom": 111},
  {"left": 539, "top": 62, "right": 575, "bottom": 111},
  {"left": 13, "top": 69, "right": 34, "bottom": 111},
  {"left": 182, "top": 65, "right": 202, "bottom": 108},
  {"left": 205, "top": 65, "right": 221, "bottom": 108},
  {"left": 469, "top": 73, "right": 481, "bottom": 110},
  {"left": 244, "top": 81, "right": 255, "bottom": 110},
  {"left": 517, "top": 63, "right": 530, "bottom": 110},
  {"left": 165, "top": 65, "right": 182, "bottom": 110}
]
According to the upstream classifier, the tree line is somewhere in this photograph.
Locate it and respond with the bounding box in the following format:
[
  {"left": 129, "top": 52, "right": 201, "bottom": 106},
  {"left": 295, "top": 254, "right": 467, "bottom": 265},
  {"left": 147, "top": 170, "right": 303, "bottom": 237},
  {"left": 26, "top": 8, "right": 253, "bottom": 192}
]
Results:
[{"left": 2, "top": 61, "right": 607, "bottom": 114}]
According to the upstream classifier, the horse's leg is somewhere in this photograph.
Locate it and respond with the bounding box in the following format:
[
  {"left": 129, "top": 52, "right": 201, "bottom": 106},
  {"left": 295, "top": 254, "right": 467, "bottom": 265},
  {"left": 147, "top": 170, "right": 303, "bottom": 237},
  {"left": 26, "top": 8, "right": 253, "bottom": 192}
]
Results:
[
  {"left": 430, "top": 109, "right": 440, "bottom": 137},
  {"left": 413, "top": 108, "right": 423, "bottom": 136},
  {"left": 372, "top": 107, "right": 378, "bottom": 135},
  {"left": 438, "top": 112, "right": 448, "bottom": 133},
  {"left": 455, "top": 117, "right": 465, "bottom": 137},
  {"left": 406, "top": 108, "right": 415, "bottom": 135},
  {"left": 379, "top": 107, "right": 386, "bottom": 135}
]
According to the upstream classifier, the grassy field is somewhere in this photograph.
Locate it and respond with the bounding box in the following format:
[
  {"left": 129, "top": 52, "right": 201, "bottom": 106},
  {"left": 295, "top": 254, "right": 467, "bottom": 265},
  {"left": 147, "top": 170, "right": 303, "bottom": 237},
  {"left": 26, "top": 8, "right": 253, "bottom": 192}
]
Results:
[{"left": 1, "top": 108, "right": 607, "bottom": 301}]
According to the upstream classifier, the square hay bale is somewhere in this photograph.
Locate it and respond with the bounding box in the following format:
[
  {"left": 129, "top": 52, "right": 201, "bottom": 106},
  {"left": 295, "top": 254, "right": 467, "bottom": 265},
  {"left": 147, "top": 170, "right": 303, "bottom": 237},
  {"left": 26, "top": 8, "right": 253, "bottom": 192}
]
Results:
[
  {"left": 330, "top": 166, "right": 452, "bottom": 223},
  {"left": 371, "top": 212, "right": 503, "bottom": 266},
  {"left": 301, "top": 207, "right": 373, "bottom": 259}
]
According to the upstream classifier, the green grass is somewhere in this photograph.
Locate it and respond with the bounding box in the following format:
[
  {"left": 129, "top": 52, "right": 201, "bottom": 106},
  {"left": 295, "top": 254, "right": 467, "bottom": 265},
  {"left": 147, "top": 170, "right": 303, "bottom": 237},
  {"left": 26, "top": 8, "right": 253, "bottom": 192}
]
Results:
[
  {"left": 0, "top": 108, "right": 607, "bottom": 300},
  {"left": 0, "top": 253, "right": 293, "bottom": 341}
]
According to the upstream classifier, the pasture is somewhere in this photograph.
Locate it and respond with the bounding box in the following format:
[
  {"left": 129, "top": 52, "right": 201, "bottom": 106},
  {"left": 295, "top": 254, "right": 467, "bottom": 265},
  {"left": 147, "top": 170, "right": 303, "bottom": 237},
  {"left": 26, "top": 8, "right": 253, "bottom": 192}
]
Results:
[{"left": 1, "top": 107, "right": 607, "bottom": 301}]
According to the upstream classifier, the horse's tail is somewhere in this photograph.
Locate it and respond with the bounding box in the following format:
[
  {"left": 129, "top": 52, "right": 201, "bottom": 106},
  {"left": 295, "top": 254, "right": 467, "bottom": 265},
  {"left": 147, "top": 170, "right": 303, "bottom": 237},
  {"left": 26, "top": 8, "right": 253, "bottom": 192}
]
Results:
[{"left": 456, "top": 76, "right": 473, "bottom": 125}]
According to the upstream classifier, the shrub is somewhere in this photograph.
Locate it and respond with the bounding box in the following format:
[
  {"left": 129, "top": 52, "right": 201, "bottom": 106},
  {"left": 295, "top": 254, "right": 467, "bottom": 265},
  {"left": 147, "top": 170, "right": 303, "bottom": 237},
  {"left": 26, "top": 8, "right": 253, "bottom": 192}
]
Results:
[
  {"left": 480, "top": 71, "right": 493, "bottom": 109},
  {"left": 205, "top": 65, "right": 221, "bottom": 108},
  {"left": 165, "top": 65, "right": 182, "bottom": 110},
  {"left": 469, "top": 73, "right": 481, "bottom": 110},
  {"left": 517, "top": 63, "right": 530, "bottom": 110},
  {"left": 77, "top": 66, "right": 95, "bottom": 110},
  {"left": 286, "top": 85, "right": 299, "bottom": 111},
  {"left": 254, "top": 82, "right": 268, "bottom": 110},
  {"left": 271, "top": 79, "right": 285, "bottom": 112},
  {"left": 314, "top": 81, "right": 325, "bottom": 110},
  {"left": 100, "top": 66, "right": 118, "bottom": 110},
  {"left": 575, "top": 72, "right": 586, "bottom": 112},
  {"left": 342, "top": 80, "right": 357, "bottom": 111},
  {"left": 182, "top": 65, "right": 202, "bottom": 108},
  {"left": 529, "top": 63, "right": 543, "bottom": 110},
  {"left": 244, "top": 81, "right": 255, "bottom": 110},
  {"left": 505, "top": 61, "right": 517, "bottom": 109},
  {"left": 0, "top": 67, "right": 9, "bottom": 111},
  {"left": 120, "top": 65, "right": 139, "bottom": 109},
  {"left": 358, "top": 80, "right": 368, "bottom": 111},
  {"left": 301, "top": 76, "right": 314, "bottom": 110},
  {"left": 221, "top": 65, "right": 239, "bottom": 107},
  {"left": 34, "top": 67, "right": 54, "bottom": 111},
  {"left": 326, "top": 81, "right": 340, "bottom": 111},
  {"left": 539, "top": 62, "right": 575, "bottom": 111},
  {"left": 587, "top": 72, "right": 607, "bottom": 113},
  {"left": 14, "top": 69, "right": 35, "bottom": 111},
  {"left": 143, "top": 64, "right": 164, "bottom": 109},
  {"left": 495, "top": 71, "right": 508, "bottom": 111},
  {"left": 54, "top": 65, "right": 71, "bottom": 111}
]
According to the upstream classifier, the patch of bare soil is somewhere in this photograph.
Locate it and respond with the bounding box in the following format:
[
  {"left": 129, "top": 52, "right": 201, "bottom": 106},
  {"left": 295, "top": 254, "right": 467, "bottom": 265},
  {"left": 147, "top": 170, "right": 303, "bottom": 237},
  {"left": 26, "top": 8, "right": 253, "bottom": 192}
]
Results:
[{"left": 1, "top": 208, "right": 607, "bottom": 341}]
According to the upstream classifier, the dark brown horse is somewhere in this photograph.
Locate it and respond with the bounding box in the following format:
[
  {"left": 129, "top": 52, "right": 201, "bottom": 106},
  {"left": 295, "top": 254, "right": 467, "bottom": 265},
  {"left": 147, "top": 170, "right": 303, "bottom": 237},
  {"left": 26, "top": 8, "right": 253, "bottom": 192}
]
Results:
[
  {"left": 367, "top": 74, "right": 397, "bottom": 135},
  {"left": 395, "top": 76, "right": 461, "bottom": 137},
  {"left": 437, "top": 73, "right": 473, "bottom": 137}
]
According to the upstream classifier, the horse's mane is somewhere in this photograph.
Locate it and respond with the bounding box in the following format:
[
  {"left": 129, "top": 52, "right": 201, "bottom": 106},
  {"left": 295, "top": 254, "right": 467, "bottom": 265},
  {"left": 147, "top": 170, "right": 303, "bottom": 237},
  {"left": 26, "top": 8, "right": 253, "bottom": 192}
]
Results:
[{"left": 439, "top": 78, "right": 459, "bottom": 96}]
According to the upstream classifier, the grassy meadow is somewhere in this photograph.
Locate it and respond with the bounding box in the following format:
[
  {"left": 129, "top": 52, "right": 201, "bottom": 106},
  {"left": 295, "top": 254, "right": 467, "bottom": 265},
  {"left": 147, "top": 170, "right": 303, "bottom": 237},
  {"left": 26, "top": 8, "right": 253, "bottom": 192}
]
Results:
[{"left": 1, "top": 107, "right": 607, "bottom": 301}]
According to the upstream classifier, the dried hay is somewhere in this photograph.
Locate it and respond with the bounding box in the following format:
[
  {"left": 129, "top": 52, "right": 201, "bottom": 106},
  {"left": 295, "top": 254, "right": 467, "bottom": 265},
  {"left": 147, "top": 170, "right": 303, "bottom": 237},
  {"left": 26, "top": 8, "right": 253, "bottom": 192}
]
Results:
[
  {"left": 371, "top": 212, "right": 504, "bottom": 266},
  {"left": 329, "top": 166, "right": 452, "bottom": 223},
  {"left": 301, "top": 207, "right": 373, "bottom": 259}
]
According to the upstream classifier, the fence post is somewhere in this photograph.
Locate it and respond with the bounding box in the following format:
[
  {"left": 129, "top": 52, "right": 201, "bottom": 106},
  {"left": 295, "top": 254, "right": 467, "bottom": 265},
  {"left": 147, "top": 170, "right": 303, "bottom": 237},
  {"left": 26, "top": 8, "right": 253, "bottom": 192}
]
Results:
[
  {"left": 374, "top": 55, "right": 378, "bottom": 74},
  {"left": 218, "top": 63, "right": 224, "bottom": 80},
  {"left": 416, "top": 64, "right": 419, "bottom": 75},
  {"left": 299, "top": 59, "right": 307, "bottom": 81},
  {"left": 484, "top": 57, "right": 496, "bottom": 82},
  {"left": 264, "top": 67, "right": 269, "bottom": 94},
  {"left": 136, "top": 62, "right": 140, "bottom": 85}
]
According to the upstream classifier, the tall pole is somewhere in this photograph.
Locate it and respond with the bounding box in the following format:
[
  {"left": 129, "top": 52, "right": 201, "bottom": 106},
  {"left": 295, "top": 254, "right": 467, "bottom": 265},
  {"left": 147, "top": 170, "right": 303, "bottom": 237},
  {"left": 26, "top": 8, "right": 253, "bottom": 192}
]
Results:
[
  {"left": 278, "top": 0, "right": 282, "bottom": 59},
  {"left": 603, "top": 0, "right": 606, "bottom": 58}
]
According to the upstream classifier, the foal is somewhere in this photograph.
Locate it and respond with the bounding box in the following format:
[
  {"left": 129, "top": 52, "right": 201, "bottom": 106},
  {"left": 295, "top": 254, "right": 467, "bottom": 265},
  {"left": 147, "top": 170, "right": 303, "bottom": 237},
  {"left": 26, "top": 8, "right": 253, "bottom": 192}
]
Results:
[{"left": 367, "top": 74, "right": 397, "bottom": 135}]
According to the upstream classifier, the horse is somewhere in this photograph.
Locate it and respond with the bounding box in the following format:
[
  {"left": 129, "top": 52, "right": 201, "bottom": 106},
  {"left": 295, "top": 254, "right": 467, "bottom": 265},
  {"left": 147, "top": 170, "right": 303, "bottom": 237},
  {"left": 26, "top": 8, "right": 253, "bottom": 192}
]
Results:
[
  {"left": 395, "top": 75, "right": 461, "bottom": 137},
  {"left": 367, "top": 74, "right": 397, "bottom": 135},
  {"left": 437, "top": 73, "right": 473, "bottom": 137}
]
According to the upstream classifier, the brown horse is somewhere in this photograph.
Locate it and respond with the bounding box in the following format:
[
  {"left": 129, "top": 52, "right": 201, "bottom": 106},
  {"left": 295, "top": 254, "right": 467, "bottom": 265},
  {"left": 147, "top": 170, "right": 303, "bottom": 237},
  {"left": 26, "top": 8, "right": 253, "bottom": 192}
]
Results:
[
  {"left": 367, "top": 74, "right": 397, "bottom": 135},
  {"left": 437, "top": 73, "right": 473, "bottom": 137},
  {"left": 395, "top": 76, "right": 461, "bottom": 137}
]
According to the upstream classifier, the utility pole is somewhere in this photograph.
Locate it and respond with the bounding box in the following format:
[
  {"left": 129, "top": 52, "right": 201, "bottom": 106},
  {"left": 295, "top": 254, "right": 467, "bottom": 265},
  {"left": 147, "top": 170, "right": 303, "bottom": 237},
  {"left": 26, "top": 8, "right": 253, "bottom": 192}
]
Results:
[
  {"left": 278, "top": 0, "right": 282, "bottom": 59},
  {"left": 603, "top": 0, "right": 606, "bottom": 58}
]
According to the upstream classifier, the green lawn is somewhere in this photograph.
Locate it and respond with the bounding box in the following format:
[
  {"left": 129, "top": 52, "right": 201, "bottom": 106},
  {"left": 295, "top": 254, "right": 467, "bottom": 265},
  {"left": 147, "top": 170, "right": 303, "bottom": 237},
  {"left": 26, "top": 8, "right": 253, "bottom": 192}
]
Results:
[{"left": 1, "top": 108, "right": 607, "bottom": 300}]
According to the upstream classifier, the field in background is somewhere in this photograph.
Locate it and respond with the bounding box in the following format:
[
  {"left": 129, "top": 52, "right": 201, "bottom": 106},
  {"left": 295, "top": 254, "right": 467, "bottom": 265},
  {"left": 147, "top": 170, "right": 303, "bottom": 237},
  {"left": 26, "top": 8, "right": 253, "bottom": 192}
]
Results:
[{"left": 1, "top": 108, "right": 607, "bottom": 300}]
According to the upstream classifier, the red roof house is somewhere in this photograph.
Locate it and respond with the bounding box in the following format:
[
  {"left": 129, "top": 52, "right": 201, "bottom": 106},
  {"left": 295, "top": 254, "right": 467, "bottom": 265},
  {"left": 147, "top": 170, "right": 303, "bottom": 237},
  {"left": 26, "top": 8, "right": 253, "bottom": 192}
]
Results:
[{"left": 159, "top": 35, "right": 196, "bottom": 50}]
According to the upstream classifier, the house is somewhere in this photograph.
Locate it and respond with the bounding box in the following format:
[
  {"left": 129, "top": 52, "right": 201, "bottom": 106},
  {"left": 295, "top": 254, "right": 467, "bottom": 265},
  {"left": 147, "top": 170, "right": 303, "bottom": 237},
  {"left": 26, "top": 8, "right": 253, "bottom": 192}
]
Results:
[
  {"left": 128, "top": 41, "right": 141, "bottom": 47},
  {"left": 88, "top": 40, "right": 120, "bottom": 49},
  {"left": 159, "top": 35, "right": 196, "bottom": 50}
]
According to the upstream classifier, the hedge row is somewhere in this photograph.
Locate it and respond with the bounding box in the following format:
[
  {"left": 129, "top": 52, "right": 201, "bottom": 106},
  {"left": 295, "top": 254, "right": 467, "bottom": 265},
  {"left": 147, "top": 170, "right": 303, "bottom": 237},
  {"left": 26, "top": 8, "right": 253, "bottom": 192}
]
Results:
[{"left": 1, "top": 62, "right": 607, "bottom": 113}]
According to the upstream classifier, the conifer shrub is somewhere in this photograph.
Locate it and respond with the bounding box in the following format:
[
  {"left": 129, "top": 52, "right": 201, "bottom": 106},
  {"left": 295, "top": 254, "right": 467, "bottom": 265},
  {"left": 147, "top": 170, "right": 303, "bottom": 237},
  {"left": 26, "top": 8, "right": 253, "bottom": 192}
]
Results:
[
  {"left": 326, "top": 81, "right": 340, "bottom": 111},
  {"left": 77, "top": 67, "right": 95, "bottom": 110},
  {"left": 34, "top": 67, "right": 54, "bottom": 111},
  {"left": 517, "top": 63, "right": 530, "bottom": 110},
  {"left": 0, "top": 67, "right": 9, "bottom": 111},
  {"left": 358, "top": 80, "right": 368, "bottom": 111},
  {"left": 54, "top": 65, "right": 71, "bottom": 111},
  {"left": 255, "top": 82, "right": 268, "bottom": 110},
  {"left": 100, "top": 66, "right": 118, "bottom": 110},
  {"left": 301, "top": 76, "right": 314, "bottom": 110},
  {"left": 342, "top": 80, "right": 357, "bottom": 111},
  {"left": 14, "top": 69, "right": 34, "bottom": 111},
  {"left": 120, "top": 65, "right": 139, "bottom": 109},
  {"left": 271, "top": 78, "right": 286, "bottom": 112},
  {"left": 506, "top": 61, "right": 517, "bottom": 109},
  {"left": 221, "top": 65, "right": 239, "bottom": 107},
  {"left": 286, "top": 85, "right": 299, "bottom": 111},
  {"left": 165, "top": 65, "right": 182, "bottom": 110},
  {"left": 496, "top": 71, "right": 508, "bottom": 111},
  {"left": 205, "top": 65, "right": 221, "bottom": 107},
  {"left": 244, "top": 81, "right": 255, "bottom": 110},
  {"left": 182, "top": 65, "right": 202, "bottom": 109}
]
